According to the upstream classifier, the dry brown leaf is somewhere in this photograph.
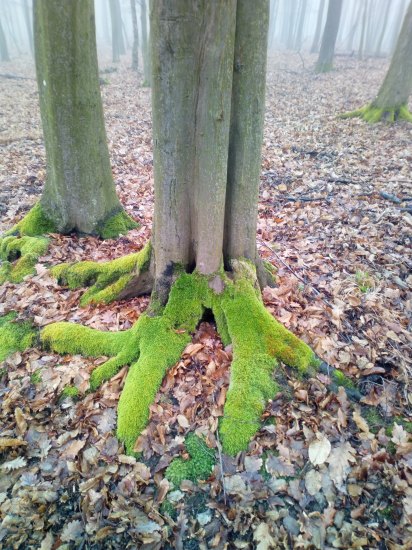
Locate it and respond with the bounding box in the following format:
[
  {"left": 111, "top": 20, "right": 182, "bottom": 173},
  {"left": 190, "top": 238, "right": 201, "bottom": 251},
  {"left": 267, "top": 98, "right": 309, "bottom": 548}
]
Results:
[{"left": 308, "top": 433, "right": 331, "bottom": 466}]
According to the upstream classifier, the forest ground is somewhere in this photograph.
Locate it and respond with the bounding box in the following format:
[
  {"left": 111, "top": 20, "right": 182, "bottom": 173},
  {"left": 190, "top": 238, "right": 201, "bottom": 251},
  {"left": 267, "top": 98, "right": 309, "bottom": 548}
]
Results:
[{"left": 0, "top": 52, "right": 411, "bottom": 549}]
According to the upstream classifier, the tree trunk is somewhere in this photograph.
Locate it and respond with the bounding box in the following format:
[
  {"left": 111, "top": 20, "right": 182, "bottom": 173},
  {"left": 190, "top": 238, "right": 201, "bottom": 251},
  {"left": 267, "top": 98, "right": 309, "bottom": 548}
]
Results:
[
  {"left": 310, "top": 0, "right": 325, "bottom": 53},
  {"left": 358, "top": 0, "right": 368, "bottom": 60},
  {"left": 141, "top": 0, "right": 150, "bottom": 85},
  {"left": 23, "top": 0, "right": 34, "bottom": 55},
  {"left": 130, "top": 0, "right": 139, "bottom": 70},
  {"left": 34, "top": 0, "right": 135, "bottom": 235},
  {"left": 315, "top": 0, "right": 343, "bottom": 72},
  {"left": 109, "top": 0, "right": 126, "bottom": 63},
  {"left": 294, "top": 0, "right": 307, "bottom": 51},
  {"left": 346, "top": 0, "right": 362, "bottom": 53},
  {"left": 390, "top": 0, "right": 407, "bottom": 54},
  {"left": 375, "top": 0, "right": 391, "bottom": 56},
  {"left": 0, "top": 19, "right": 10, "bottom": 61},
  {"left": 372, "top": 0, "right": 412, "bottom": 110}
]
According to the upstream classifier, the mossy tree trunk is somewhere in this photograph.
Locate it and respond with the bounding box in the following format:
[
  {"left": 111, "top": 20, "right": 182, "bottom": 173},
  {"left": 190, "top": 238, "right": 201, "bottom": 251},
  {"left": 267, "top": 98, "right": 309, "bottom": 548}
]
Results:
[
  {"left": 130, "top": 0, "right": 139, "bottom": 71},
  {"left": 315, "top": 0, "right": 343, "bottom": 72},
  {"left": 342, "top": 0, "right": 412, "bottom": 123},
  {"left": 0, "top": 18, "right": 10, "bottom": 61},
  {"left": 43, "top": 0, "right": 356, "bottom": 456},
  {"left": 109, "top": 0, "right": 125, "bottom": 63},
  {"left": 34, "top": 0, "right": 136, "bottom": 236}
]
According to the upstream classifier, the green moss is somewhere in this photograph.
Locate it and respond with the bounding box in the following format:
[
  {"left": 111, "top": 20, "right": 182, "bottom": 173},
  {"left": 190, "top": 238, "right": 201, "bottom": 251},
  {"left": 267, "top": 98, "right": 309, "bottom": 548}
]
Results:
[
  {"left": 0, "top": 367, "right": 6, "bottom": 381},
  {"left": 97, "top": 210, "right": 138, "bottom": 239},
  {"left": 51, "top": 242, "right": 151, "bottom": 306},
  {"left": 165, "top": 434, "right": 215, "bottom": 487},
  {"left": 30, "top": 370, "right": 42, "bottom": 384},
  {"left": 60, "top": 385, "right": 80, "bottom": 400},
  {"left": 43, "top": 258, "right": 322, "bottom": 456},
  {"left": 0, "top": 312, "right": 36, "bottom": 361},
  {"left": 355, "top": 270, "right": 373, "bottom": 293},
  {"left": 160, "top": 500, "right": 178, "bottom": 520},
  {"left": 331, "top": 369, "right": 356, "bottom": 390},
  {"left": 0, "top": 203, "right": 56, "bottom": 284},
  {"left": 340, "top": 103, "right": 412, "bottom": 123}
]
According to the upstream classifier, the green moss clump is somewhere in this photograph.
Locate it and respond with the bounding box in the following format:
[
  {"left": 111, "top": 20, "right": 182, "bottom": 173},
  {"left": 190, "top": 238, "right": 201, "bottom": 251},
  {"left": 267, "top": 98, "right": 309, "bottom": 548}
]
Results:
[
  {"left": 98, "top": 210, "right": 138, "bottom": 240},
  {"left": 0, "top": 312, "right": 36, "bottom": 361},
  {"left": 30, "top": 370, "right": 42, "bottom": 384},
  {"left": 165, "top": 434, "right": 216, "bottom": 487},
  {"left": 43, "top": 257, "right": 326, "bottom": 456},
  {"left": 0, "top": 203, "right": 56, "bottom": 284},
  {"left": 51, "top": 242, "right": 151, "bottom": 306},
  {"left": 340, "top": 103, "right": 412, "bottom": 123},
  {"left": 331, "top": 369, "right": 356, "bottom": 390},
  {"left": 60, "top": 385, "right": 80, "bottom": 400}
]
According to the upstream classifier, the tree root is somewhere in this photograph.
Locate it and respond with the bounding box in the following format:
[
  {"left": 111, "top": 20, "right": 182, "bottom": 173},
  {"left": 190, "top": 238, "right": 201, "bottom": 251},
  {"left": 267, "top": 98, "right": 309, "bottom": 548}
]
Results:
[
  {"left": 0, "top": 203, "right": 56, "bottom": 284},
  {"left": 41, "top": 257, "right": 358, "bottom": 456},
  {"left": 51, "top": 242, "right": 152, "bottom": 306},
  {"left": 340, "top": 103, "right": 412, "bottom": 123}
]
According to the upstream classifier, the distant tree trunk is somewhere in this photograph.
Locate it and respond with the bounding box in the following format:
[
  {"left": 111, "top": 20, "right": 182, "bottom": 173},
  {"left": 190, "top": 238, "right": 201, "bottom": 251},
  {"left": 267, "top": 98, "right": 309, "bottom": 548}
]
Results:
[
  {"left": 358, "top": 0, "right": 368, "bottom": 60},
  {"left": 141, "top": 0, "right": 150, "bottom": 85},
  {"left": 109, "top": 0, "right": 126, "bottom": 62},
  {"left": 315, "top": 0, "right": 343, "bottom": 72},
  {"left": 286, "top": 1, "right": 298, "bottom": 49},
  {"left": 310, "top": 0, "right": 325, "bottom": 53},
  {"left": 268, "top": 0, "right": 279, "bottom": 51},
  {"left": 294, "top": 0, "right": 307, "bottom": 51},
  {"left": 390, "top": 0, "right": 407, "bottom": 53},
  {"left": 0, "top": 19, "right": 10, "bottom": 61},
  {"left": 347, "top": 1, "right": 362, "bottom": 53},
  {"left": 130, "top": 0, "right": 139, "bottom": 70},
  {"left": 375, "top": 0, "right": 391, "bottom": 56},
  {"left": 34, "top": 0, "right": 136, "bottom": 235},
  {"left": 22, "top": 0, "right": 34, "bottom": 55}
]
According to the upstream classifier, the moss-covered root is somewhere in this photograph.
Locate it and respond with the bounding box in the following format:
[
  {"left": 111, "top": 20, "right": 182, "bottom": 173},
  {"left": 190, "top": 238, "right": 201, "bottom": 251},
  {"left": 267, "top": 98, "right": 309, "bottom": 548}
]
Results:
[
  {"left": 0, "top": 312, "right": 37, "bottom": 362},
  {"left": 165, "top": 434, "right": 216, "bottom": 486},
  {"left": 97, "top": 210, "right": 138, "bottom": 239},
  {"left": 51, "top": 242, "right": 152, "bottom": 306},
  {"left": 340, "top": 103, "right": 412, "bottom": 123},
  {"left": 0, "top": 203, "right": 56, "bottom": 284}
]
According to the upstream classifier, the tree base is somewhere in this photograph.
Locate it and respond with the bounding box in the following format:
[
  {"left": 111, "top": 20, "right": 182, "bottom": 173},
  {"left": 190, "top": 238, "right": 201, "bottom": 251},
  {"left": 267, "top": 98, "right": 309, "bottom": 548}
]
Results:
[
  {"left": 42, "top": 259, "right": 322, "bottom": 455},
  {"left": 340, "top": 103, "right": 412, "bottom": 123}
]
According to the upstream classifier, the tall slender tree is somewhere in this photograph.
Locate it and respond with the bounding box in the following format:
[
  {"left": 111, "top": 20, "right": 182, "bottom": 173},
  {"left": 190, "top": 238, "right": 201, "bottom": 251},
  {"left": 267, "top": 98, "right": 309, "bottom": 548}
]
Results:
[
  {"left": 22, "top": 0, "right": 34, "bottom": 55},
  {"left": 342, "top": 0, "right": 412, "bottom": 122},
  {"left": 109, "top": 0, "right": 126, "bottom": 62},
  {"left": 140, "top": 0, "right": 150, "bottom": 85},
  {"left": 41, "top": 0, "right": 353, "bottom": 458},
  {"left": 130, "top": 0, "right": 139, "bottom": 70},
  {"left": 0, "top": 0, "right": 136, "bottom": 285},
  {"left": 310, "top": 0, "right": 325, "bottom": 53},
  {"left": 315, "top": 0, "right": 343, "bottom": 72},
  {"left": 0, "top": 18, "right": 10, "bottom": 61}
]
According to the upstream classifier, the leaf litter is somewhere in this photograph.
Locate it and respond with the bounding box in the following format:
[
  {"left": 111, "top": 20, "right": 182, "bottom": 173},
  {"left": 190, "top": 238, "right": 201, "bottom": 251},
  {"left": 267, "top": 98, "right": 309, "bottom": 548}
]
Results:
[{"left": 0, "top": 52, "right": 412, "bottom": 548}]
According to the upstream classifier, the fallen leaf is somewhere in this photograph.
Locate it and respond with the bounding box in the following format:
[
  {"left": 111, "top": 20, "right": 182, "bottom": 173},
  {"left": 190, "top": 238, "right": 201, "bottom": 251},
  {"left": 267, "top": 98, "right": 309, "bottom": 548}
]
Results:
[{"left": 308, "top": 433, "right": 331, "bottom": 466}]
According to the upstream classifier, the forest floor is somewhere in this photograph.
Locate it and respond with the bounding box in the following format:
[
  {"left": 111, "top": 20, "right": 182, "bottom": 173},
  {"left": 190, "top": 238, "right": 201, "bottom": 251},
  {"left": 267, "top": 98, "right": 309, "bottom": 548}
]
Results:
[{"left": 0, "top": 52, "right": 411, "bottom": 550}]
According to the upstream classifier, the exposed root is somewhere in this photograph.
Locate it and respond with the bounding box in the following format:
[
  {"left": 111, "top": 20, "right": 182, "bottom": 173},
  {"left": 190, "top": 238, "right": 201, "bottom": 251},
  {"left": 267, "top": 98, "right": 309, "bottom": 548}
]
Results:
[
  {"left": 97, "top": 210, "right": 138, "bottom": 239},
  {"left": 340, "top": 103, "right": 412, "bottom": 123},
  {"left": 51, "top": 242, "right": 153, "bottom": 305},
  {"left": 0, "top": 203, "right": 56, "bottom": 284},
  {"left": 42, "top": 258, "right": 329, "bottom": 455}
]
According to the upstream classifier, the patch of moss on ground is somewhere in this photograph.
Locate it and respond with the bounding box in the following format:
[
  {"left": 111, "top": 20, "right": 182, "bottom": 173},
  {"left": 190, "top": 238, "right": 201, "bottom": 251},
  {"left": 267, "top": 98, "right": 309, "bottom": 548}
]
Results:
[
  {"left": 30, "top": 370, "right": 42, "bottom": 384},
  {"left": 165, "top": 434, "right": 215, "bottom": 486},
  {"left": 0, "top": 312, "right": 36, "bottom": 361},
  {"left": 160, "top": 500, "right": 178, "bottom": 521},
  {"left": 60, "top": 385, "right": 80, "bottom": 401}
]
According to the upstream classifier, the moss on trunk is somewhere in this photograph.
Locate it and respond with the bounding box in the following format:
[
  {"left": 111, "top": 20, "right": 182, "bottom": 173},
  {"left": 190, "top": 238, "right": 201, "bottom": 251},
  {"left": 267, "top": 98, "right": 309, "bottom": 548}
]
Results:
[{"left": 340, "top": 104, "right": 412, "bottom": 123}]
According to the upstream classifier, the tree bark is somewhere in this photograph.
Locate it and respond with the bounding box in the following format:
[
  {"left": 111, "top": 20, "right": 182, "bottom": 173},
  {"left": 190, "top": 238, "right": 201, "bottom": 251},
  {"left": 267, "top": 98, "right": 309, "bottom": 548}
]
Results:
[
  {"left": 372, "top": 0, "right": 412, "bottom": 109},
  {"left": 34, "top": 0, "right": 129, "bottom": 234},
  {"left": 130, "top": 0, "right": 139, "bottom": 70},
  {"left": 311, "top": 0, "right": 325, "bottom": 53},
  {"left": 315, "top": 0, "right": 343, "bottom": 72},
  {"left": 109, "top": 0, "right": 126, "bottom": 63},
  {"left": 0, "top": 19, "right": 10, "bottom": 61},
  {"left": 150, "top": 0, "right": 269, "bottom": 303}
]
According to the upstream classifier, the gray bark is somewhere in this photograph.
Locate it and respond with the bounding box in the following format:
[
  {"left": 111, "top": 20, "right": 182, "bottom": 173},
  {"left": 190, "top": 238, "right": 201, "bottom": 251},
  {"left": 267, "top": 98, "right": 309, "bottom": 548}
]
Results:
[
  {"left": 0, "top": 19, "right": 9, "bottom": 61},
  {"left": 373, "top": 0, "right": 412, "bottom": 109},
  {"left": 315, "top": 0, "right": 343, "bottom": 72},
  {"left": 311, "top": 0, "right": 325, "bottom": 53},
  {"left": 130, "top": 0, "right": 139, "bottom": 70},
  {"left": 34, "top": 0, "right": 124, "bottom": 234},
  {"left": 150, "top": 0, "right": 269, "bottom": 302}
]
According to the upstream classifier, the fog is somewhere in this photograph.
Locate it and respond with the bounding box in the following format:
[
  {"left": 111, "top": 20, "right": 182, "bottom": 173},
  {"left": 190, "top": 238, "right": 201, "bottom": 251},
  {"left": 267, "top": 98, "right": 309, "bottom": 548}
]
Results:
[{"left": 0, "top": 0, "right": 408, "bottom": 68}]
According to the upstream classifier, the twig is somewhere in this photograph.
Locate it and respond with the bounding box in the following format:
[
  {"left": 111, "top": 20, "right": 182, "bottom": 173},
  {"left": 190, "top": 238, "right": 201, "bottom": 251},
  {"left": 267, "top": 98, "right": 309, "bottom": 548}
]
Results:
[
  {"left": 215, "top": 430, "right": 227, "bottom": 506},
  {"left": 380, "top": 191, "right": 401, "bottom": 204},
  {"left": 0, "top": 73, "right": 33, "bottom": 80}
]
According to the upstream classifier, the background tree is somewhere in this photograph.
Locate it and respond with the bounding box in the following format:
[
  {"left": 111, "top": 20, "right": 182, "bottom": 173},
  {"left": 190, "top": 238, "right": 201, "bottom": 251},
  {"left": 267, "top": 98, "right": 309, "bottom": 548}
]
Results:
[
  {"left": 109, "top": 0, "right": 126, "bottom": 62},
  {"left": 140, "top": 0, "right": 150, "bottom": 86},
  {"left": 40, "top": 0, "right": 356, "bottom": 458},
  {"left": 310, "top": 0, "right": 325, "bottom": 53},
  {"left": 130, "top": 0, "right": 139, "bottom": 70},
  {"left": 0, "top": 0, "right": 136, "bottom": 285},
  {"left": 315, "top": 0, "right": 343, "bottom": 72},
  {"left": 342, "top": 0, "right": 412, "bottom": 122},
  {"left": 22, "top": 0, "right": 34, "bottom": 56},
  {"left": 0, "top": 18, "right": 10, "bottom": 61}
]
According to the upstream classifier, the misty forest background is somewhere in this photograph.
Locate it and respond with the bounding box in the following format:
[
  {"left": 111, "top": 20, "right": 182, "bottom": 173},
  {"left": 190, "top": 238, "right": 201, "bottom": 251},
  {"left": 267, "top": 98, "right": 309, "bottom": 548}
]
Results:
[{"left": 0, "top": 1, "right": 412, "bottom": 549}]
